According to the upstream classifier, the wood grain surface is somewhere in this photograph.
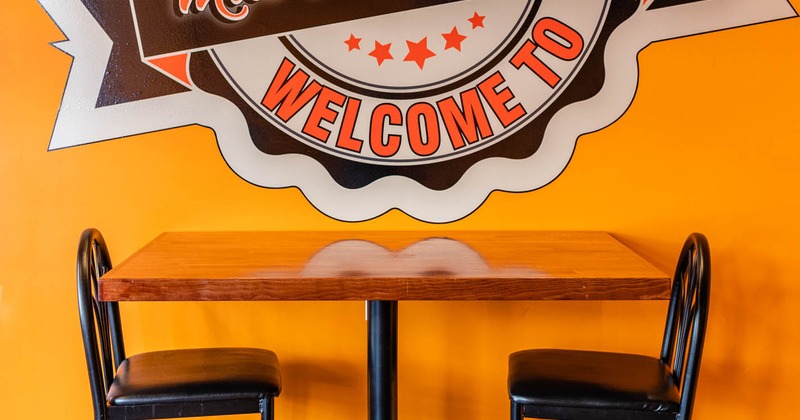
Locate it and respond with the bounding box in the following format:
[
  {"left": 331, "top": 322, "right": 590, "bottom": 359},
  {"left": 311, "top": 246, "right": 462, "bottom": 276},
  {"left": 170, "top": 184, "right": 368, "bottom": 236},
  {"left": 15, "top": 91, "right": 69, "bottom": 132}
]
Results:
[{"left": 100, "top": 231, "right": 671, "bottom": 301}]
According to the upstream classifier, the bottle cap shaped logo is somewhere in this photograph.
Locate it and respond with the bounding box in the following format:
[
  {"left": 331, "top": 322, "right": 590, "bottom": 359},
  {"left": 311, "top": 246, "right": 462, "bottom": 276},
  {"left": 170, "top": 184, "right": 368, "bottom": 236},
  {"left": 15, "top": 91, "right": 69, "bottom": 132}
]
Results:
[{"left": 41, "top": 0, "right": 797, "bottom": 222}]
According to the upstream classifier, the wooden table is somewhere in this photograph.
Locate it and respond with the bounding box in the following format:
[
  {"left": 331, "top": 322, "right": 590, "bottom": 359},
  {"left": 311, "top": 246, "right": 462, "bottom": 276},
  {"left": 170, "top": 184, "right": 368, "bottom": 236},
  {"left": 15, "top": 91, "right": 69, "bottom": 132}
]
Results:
[{"left": 100, "top": 231, "right": 671, "bottom": 420}]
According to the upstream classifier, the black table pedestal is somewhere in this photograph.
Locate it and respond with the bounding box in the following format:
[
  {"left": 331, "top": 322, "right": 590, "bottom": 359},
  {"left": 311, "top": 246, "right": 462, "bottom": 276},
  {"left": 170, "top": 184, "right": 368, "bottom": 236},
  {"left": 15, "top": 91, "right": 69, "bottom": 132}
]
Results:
[{"left": 368, "top": 300, "right": 398, "bottom": 420}]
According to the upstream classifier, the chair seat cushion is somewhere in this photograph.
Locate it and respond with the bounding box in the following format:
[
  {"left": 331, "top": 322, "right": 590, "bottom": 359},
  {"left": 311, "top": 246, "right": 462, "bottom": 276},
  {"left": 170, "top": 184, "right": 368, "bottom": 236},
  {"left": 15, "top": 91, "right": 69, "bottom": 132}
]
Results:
[
  {"left": 108, "top": 347, "right": 281, "bottom": 406},
  {"left": 508, "top": 349, "right": 680, "bottom": 413}
]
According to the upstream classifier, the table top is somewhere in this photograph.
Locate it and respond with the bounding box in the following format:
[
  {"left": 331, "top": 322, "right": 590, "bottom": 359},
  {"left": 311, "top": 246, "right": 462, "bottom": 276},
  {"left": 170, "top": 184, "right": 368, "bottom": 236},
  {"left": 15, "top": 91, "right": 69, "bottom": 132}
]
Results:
[{"left": 99, "top": 231, "right": 671, "bottom": 302}]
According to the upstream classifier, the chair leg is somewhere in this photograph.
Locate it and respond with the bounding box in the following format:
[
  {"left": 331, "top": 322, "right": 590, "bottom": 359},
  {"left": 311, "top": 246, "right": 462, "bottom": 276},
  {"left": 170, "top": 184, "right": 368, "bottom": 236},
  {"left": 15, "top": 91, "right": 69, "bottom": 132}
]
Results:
[
  {"left": 261, "top": 396, "right": 273, "bottom": 420},
  {"left": 511, "top": 401, "right": 524, "bottom": 420}
]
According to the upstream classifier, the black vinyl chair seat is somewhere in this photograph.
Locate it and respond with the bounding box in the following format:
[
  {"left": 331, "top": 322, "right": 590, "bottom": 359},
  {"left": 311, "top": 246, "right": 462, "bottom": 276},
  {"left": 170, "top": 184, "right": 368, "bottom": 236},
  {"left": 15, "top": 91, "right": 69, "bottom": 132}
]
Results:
[
  {"left": 77, "top": 228, "right": 282, "bottom": 419},
  {"left": 109, "top": 348, "right": 281, "bottom": 406},
  {"left": 508, "top": 349, "right": 680, "bottom": 413},
  {"left": 507, "top": 233, "right": 710, "bottom": 420}
]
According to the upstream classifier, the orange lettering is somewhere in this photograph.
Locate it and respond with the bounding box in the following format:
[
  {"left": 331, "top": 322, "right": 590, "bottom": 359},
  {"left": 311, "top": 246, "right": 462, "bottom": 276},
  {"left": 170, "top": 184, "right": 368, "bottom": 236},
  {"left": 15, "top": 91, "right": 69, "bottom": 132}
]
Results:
[
  {"left": 302, "top": 87, "right": 346, "bottom": 142},
  {"left": 336, "top": 98, "right": 364, "bottom": 153},
  {"left": 177, "top": 0, "right": 258, "bottom": 22},
  {"left": 178, "top": 0, "right": 209, "bottom": 13},
  {"left": 370, "top": 104, "right": 402, "bottom": 158},
  {"left": 407, "top": 103, "right": 440, "bottom": 157},
  {"left": 478, "top": 72, "right": 526, "bottom": 128},
  {"left": 533, "top": 18, "right": 584, "bottom": 61},
  {"left": 437, "top": 89, "right": 493, "bottom": 149},
  {"left": 510, "top": 40, "right": 560, "bottom": 88},
  {"left": 262, "top": 58, "right": 322, "bottom": 123}
]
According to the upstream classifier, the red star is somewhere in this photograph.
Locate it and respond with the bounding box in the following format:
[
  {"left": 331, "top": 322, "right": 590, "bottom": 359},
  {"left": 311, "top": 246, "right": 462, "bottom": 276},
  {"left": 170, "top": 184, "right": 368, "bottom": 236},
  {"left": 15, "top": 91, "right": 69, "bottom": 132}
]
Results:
[
  {"left": 442, "top": 26, "right": 467, "bottom": 51},
  {"left": 369, "top": 41, "right": 393, "bottom": 66},
  {"left": 344, "top": 34, "right": 361, "bottom": 51},
  {"left": 404, "top": 37, "right": 436, "bottom": 69},
  {"left": 468, "top": 12, "right": 485, "bottom": 29}
]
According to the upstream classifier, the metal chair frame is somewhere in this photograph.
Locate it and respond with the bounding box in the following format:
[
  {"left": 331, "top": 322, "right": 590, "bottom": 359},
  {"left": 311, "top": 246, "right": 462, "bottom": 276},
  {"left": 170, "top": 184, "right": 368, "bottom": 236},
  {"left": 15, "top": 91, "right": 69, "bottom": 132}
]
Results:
[
  {"left": 510, "top": 232, "right": 711, "bottom": 420},
  {"left": 77, "top": 228, "right": 276, "bottom": 420}
]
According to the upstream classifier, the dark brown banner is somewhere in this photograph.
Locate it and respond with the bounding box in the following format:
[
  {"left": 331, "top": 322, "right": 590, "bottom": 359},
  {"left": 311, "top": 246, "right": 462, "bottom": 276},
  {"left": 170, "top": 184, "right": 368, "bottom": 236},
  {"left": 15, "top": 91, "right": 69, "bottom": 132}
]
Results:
[{"left": 132, "top": 0, "right": 465, "bottom": 57}]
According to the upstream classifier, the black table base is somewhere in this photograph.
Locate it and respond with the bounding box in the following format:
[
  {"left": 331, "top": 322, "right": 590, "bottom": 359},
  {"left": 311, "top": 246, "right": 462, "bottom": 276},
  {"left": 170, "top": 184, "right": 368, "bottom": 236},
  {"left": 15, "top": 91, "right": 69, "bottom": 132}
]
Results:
[{"left": 368, "top": 300, "right": 398, "bottom": 420}]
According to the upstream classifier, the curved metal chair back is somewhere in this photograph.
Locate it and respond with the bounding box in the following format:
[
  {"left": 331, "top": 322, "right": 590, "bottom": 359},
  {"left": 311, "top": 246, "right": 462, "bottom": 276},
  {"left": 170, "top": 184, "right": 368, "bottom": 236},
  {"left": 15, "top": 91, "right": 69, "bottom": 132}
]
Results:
[
  {"left": 77, "top": 228, "right": 126, "bottom": 419},
  {"left": 660, "top": 232, "right": 711, "bottom": 419},
  {"left": 507, "top": 233, "right": 711, "bottom": 420}
]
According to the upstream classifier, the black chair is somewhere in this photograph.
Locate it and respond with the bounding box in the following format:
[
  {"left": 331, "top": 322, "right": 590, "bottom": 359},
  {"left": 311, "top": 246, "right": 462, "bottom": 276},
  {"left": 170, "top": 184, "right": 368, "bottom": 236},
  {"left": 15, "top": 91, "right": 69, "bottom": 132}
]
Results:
[
  {"left": 77, "top": 228, "right": 282, "bottom": 419},
  {"left": 508, "top": 233, "right": 710, "bottom": 420}
]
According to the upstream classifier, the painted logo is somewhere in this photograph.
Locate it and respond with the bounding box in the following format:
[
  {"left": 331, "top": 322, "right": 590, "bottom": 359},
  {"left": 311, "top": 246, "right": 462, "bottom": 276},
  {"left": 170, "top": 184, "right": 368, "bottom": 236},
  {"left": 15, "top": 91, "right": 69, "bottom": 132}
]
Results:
[{"left": 41, "top": 0, "right": 796, "bottom": 222}]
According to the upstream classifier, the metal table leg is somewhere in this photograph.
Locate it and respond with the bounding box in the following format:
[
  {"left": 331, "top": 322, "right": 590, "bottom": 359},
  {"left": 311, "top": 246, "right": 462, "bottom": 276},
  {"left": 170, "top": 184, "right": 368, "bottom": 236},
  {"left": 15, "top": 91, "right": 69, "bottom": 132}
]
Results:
[{"left": 368, "top": 300, "right": 397, "bottom": 420}]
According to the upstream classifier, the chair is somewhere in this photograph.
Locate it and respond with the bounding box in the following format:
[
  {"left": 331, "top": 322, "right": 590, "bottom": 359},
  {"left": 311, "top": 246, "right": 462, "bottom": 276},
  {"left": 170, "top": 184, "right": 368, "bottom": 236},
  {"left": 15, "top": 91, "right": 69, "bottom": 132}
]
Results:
[
  {"left": 77, "top": 228, "right": 282, "bottom": 419},
  {"left": 507, "top": 233, "right": 710, "bottom": 420}
]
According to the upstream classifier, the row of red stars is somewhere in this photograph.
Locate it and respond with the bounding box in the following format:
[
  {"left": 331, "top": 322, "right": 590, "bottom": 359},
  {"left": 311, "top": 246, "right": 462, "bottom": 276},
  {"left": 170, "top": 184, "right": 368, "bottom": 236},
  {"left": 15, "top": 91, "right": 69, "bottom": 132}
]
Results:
[{"left": 344, "top": 12, "right": 486, "bottom": 69}]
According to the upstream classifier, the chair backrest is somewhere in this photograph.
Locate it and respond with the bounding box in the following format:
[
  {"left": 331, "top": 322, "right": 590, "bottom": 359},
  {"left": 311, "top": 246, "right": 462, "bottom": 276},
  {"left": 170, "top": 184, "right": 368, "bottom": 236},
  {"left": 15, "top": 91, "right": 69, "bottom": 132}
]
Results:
[
  {"left": 659, "top": 232, "right": 710, "bottom": 420},
  {"left": 77, "top": 228, "right": 127, "bottom": 419}
]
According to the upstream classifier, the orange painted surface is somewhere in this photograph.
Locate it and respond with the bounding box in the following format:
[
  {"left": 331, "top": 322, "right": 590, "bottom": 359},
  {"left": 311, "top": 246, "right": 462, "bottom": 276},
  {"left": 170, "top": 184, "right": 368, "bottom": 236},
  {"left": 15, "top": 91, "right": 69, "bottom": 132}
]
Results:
[
  {"left": 147, "top": 54, "right": 191, "bottom": 87},
  {"left": 1, "top": 2, "right": 799, "bottom": 419}
]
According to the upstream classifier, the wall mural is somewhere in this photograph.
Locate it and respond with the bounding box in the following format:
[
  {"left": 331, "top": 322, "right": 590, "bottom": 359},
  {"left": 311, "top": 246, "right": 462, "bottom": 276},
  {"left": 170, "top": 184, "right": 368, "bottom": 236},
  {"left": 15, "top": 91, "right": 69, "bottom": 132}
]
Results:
[{"left": 41, "top": 0, "right": 796, "bottom": 222}]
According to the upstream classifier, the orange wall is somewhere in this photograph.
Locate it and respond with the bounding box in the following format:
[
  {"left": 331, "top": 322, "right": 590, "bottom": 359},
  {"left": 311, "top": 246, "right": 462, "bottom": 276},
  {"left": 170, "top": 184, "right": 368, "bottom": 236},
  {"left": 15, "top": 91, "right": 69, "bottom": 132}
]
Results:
[{"left": 2, "top": 3, "right": 799, "bottom": 419}]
